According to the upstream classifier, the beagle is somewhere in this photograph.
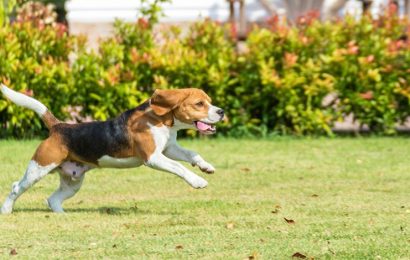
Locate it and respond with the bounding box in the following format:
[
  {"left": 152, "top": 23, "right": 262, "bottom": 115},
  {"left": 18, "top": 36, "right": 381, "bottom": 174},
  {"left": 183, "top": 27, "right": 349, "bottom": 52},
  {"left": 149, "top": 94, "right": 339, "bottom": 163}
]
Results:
[{"left": 0, "top": 84, "right": 224, "bottom": 214}]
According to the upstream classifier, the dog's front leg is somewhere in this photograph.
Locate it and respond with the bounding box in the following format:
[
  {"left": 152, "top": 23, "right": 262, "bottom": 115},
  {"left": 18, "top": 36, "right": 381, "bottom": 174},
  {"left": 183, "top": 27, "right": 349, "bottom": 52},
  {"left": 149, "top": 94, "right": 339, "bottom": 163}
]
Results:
[
  {"left": 164, "top": 143, "right": 215, "bottom": 174},
  {"left": 145, "top": 153, "right": 208, "bottom": 188}
]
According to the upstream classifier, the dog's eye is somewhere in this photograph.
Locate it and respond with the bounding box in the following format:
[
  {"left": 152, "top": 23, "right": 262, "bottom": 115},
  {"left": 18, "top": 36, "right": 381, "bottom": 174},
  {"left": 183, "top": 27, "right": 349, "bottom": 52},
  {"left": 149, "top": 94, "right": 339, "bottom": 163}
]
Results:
[{"left": 195, "top": 101, "right": 204, "bottom": 107}]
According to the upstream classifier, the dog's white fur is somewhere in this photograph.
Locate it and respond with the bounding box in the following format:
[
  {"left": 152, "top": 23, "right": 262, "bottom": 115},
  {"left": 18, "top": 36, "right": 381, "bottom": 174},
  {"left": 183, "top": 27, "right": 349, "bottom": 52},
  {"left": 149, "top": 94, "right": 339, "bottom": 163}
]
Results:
[
  {"left": 145, "top": 123, "right": 209, "bottom": 188},
  {"left": 1, "top": 84, "right": 47, "bottom": 116},
  {"left": 1, "top": 161, "right": 57, "bottom": 214},
  {"left": 47, "top": 172, "right": 85, "bottom": 213}
]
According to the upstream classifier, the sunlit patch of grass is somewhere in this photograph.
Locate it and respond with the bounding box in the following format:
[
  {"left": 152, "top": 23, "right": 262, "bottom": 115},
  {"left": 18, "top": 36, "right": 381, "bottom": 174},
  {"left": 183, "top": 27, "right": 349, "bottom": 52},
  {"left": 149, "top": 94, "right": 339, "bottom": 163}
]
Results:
[{"left": 0, "top": 138, "right": 409, "bottom": 258}]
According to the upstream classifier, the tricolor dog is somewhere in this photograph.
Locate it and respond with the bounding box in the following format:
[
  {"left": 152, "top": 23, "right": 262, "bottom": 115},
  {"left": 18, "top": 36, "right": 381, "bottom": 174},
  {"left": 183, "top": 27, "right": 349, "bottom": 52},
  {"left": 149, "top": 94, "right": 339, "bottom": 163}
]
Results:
[{"left": 0, "top": 84, "right": 224, "bottom": 214}]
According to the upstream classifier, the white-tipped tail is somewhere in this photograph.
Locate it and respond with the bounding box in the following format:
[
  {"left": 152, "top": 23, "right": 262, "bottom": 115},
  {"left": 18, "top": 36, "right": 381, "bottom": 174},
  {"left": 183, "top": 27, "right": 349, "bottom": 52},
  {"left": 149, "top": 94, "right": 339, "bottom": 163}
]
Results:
[{"left": 1, "top": 84, "right": 47, "bottom": 116}]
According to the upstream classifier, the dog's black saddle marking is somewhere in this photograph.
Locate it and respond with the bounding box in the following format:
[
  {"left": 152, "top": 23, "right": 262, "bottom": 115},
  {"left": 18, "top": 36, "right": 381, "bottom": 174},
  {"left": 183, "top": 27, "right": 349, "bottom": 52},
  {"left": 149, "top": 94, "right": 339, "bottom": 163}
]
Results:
[{"left": 55, "top": 100, "right": 150, "bottom": 164}]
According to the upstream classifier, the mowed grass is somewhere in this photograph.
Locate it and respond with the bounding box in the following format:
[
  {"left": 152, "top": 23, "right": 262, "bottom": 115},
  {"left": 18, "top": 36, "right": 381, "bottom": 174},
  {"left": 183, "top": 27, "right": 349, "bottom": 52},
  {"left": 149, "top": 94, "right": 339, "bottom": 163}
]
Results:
[{"left": 0, "top": 138, "right": 409, "bottom": 259}]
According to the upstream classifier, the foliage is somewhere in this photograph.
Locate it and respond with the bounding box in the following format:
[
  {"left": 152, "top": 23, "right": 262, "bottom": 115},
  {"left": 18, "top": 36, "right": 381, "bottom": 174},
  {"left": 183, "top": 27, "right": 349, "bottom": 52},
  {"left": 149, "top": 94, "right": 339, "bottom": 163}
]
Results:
[
  {"left": 2, "top": 5, "right": 410, "bottom": 137},
  {"left": 237, "top": 23, "right": 335, "bottom": 135},
  {"left": 139, "top": 0, "right": 171, "bottom": 28},
  {"left": 320, "top": 8, "right": 410, "bottom": 134},
  {"left": 0, "top": 1, "right": 73, "bottom": 137},
  {"left": 0, "top": 0, "right": 16, "bottom": 26},
  {"left": 16, "top": 1, "right": 57, "bottom": 27},
  {"left": 236, "top": 8, "right": 410, "bottom": 135}
]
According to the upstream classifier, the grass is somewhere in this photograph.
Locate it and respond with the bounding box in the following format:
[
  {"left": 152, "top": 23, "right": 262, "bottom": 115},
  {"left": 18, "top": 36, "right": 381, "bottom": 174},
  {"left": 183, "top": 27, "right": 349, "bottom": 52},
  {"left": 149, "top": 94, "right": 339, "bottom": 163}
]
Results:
[{"left": 0, "top": 137, "right": 409, "bottom": 259}]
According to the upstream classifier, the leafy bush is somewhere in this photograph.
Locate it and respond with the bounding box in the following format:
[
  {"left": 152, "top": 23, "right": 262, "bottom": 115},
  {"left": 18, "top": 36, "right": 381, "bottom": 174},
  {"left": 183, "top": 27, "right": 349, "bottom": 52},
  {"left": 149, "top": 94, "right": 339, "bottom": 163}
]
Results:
[
  {"left": 2, "top": 5, "right": 410, "bottom": 138},
  {"left": 0, "top": 2, "right": 74, "bottom": 137},
  {"left": 234, "top": 8, "right": 410, "bottom": 135},
  {"left": 320, "top": 10, "right": 410, "bottom": 134},
  {"left": 236, "top": 20, "right": 335, "bottom": 135}
]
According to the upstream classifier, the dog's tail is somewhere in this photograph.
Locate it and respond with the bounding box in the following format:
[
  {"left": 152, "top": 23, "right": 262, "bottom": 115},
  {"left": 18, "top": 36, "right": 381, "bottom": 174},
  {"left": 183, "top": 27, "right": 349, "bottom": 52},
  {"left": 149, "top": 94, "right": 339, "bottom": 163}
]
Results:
[{"left": 1, "top": 84, "right": 61, "bottom": 129}]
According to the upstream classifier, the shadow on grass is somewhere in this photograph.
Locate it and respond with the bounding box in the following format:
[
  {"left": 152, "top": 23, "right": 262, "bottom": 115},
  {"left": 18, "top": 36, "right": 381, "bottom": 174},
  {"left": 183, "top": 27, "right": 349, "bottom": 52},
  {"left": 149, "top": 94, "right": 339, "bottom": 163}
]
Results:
[
  {"left": 13, "top": 208, "right": 50, "bottom": 213},
  {"left": 13, "top": 206, "right": 181, "bottom": 216}
]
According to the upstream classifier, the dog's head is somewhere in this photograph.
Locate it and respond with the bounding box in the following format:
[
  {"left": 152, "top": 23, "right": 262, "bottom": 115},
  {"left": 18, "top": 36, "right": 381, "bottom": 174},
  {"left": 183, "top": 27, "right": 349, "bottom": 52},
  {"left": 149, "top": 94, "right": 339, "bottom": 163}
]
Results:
[{"left": 150, "top": 88, "right": 224, "bottom": 134}]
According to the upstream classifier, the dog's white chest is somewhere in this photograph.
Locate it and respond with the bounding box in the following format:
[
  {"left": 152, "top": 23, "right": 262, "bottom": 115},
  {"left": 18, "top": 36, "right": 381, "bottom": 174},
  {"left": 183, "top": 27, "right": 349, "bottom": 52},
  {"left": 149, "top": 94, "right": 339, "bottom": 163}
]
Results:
[
  {"left": 149, "top": 124, "right": 172, "bottom": 150},
  {"left": 97, "top": 155, "right": 143, "bottom": 168}
]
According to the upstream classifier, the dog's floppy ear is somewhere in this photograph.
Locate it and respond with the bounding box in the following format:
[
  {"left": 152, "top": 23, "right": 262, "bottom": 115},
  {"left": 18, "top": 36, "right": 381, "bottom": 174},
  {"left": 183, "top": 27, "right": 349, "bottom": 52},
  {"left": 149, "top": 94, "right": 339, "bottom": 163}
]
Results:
[{"left": 150, "top": 89, "right": 188, "bottom": 116}]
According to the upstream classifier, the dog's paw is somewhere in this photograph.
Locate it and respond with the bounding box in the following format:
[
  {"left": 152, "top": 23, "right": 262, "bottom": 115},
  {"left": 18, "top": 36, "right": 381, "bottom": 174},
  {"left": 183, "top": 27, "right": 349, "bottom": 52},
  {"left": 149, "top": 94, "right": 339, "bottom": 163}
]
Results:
[
  {"left": 187, "top": 175, "right": 208, "bottom": 189},
  {"left": 0, "top": 201, "right": 13, "bottom": 214},
  {"left": 0, "top": 207, "right": 12, "bottom": 214},
  {"left": 195, "top": 161, "right": 215, "bottom": 174},
  {"left": 46, "top": 198, "right": 65, "bottom": 213}
]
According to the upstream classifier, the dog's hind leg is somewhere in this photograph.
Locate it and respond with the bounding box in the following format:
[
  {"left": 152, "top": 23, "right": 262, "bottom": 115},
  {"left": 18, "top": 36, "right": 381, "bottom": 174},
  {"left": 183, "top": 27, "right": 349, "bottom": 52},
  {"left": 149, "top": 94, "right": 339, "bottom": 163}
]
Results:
[
  {"left": 1, "top": 136, "right": 68, "bottom": 214},
  {"left": 0, "top": 161, "right": 58, "bottom": 214},
  {"left": 47, "top": 170, "right": 86, "bottom": 213}
]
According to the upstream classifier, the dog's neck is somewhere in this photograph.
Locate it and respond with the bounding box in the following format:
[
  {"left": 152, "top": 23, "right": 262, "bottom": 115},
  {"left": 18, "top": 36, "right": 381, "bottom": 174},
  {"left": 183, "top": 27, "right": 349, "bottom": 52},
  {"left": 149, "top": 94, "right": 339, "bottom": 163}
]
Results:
[{"left": 172, "top": 118, "right": 195, "bottom": 131}]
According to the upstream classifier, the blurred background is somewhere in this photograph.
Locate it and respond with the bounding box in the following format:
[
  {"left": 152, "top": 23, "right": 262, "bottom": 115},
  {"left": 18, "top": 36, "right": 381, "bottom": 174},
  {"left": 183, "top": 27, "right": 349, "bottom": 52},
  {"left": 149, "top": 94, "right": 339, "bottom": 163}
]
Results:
[{"left": 27, "top": 0, "right": 410, "bottom": 44}]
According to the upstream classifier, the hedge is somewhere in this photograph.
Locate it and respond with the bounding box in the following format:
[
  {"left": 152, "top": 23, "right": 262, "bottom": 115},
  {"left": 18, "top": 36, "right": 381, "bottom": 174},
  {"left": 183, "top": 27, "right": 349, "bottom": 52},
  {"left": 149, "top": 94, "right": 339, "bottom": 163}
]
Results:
[{"left": 1, "top": 5, "right": 410, "bottom": 138}]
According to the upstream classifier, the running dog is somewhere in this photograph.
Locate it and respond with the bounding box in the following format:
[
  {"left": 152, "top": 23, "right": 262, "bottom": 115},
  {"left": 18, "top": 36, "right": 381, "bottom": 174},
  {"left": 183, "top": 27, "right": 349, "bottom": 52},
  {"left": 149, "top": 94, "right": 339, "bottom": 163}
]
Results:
[{"left": 0, "top": 84, "right": 224, "bottom": 213}]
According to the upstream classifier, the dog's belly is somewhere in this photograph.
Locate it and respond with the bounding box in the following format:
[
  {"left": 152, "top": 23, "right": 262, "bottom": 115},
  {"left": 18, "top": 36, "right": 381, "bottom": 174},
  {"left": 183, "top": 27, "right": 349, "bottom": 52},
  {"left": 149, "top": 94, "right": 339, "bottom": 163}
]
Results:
[
  {"left": 97, "top": 155, "right": 143, "bottom": 168},
  {"left": 59, "top": 161, "right": 91, "bottom": 180}
]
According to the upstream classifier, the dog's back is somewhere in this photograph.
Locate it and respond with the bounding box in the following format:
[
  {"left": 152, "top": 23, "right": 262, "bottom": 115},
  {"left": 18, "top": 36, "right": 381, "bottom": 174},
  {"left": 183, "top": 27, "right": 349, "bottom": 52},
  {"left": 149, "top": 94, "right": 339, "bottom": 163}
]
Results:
[{"left": 54, "top": 120, "right": 131, "bottom": 164}]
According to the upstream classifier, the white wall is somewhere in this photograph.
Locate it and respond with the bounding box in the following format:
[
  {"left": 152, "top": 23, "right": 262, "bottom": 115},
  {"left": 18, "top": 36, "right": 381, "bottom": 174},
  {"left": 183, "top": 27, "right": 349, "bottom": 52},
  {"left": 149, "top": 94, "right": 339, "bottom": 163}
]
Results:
[
  {"left": 65, "top": 0, "right": 281, "bottom": 46},
  {"left": 65, "top": 0, "right": 398, "bottom": 47},
  {"left": 66, "top": 0, "right": 278, "bottom": 24},
  {"left": 66, "top": 0, "right": 401, "bottom": 25}
]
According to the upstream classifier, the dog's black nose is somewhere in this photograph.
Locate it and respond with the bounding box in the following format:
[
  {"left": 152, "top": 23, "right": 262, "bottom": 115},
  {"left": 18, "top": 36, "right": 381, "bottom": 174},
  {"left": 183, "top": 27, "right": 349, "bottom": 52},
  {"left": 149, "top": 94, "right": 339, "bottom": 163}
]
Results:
[{"left": 216, "top": 109, "right": 224, "bottom": 117}]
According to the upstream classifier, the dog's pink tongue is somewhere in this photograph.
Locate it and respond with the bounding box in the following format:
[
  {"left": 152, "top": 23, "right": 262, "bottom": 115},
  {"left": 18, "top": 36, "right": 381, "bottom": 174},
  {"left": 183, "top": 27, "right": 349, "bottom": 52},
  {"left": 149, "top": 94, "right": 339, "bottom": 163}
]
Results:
[{"left": 196, "top": 121, "right": 211, "bottom": 131}]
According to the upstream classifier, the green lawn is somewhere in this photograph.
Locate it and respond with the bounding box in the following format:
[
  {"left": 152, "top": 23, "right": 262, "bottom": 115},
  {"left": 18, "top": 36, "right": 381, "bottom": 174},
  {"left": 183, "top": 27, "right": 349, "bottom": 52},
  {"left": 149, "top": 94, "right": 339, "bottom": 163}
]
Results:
[{"left": 0, "top": 138, "right": 409, "bottom": 259}]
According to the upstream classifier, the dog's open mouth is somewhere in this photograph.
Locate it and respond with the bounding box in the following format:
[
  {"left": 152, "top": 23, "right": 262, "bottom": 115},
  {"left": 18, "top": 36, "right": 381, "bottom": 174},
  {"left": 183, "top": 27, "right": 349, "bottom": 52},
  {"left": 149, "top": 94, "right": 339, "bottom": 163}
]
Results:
[{"left": 194, "top": 121, "right": 216, "bottom": 135}]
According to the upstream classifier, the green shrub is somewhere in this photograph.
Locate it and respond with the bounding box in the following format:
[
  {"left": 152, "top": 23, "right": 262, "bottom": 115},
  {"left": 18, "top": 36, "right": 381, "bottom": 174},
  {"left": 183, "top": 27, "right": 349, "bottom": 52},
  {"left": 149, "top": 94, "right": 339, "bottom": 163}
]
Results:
[
  {"left": 234, "top": 10, "right": 410, "bottom": 135},
  {"left": 2, "top": 7, "right": 410, "bottom": 138},
  {"left": 236, "top": 22, "right": 335, "bottom": 135},
  {"left": 0, "top": 21, "right": 74, "bottom": 137},
  {"left": 320, "top": 13, "right": 410, "bottom": 134}
]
